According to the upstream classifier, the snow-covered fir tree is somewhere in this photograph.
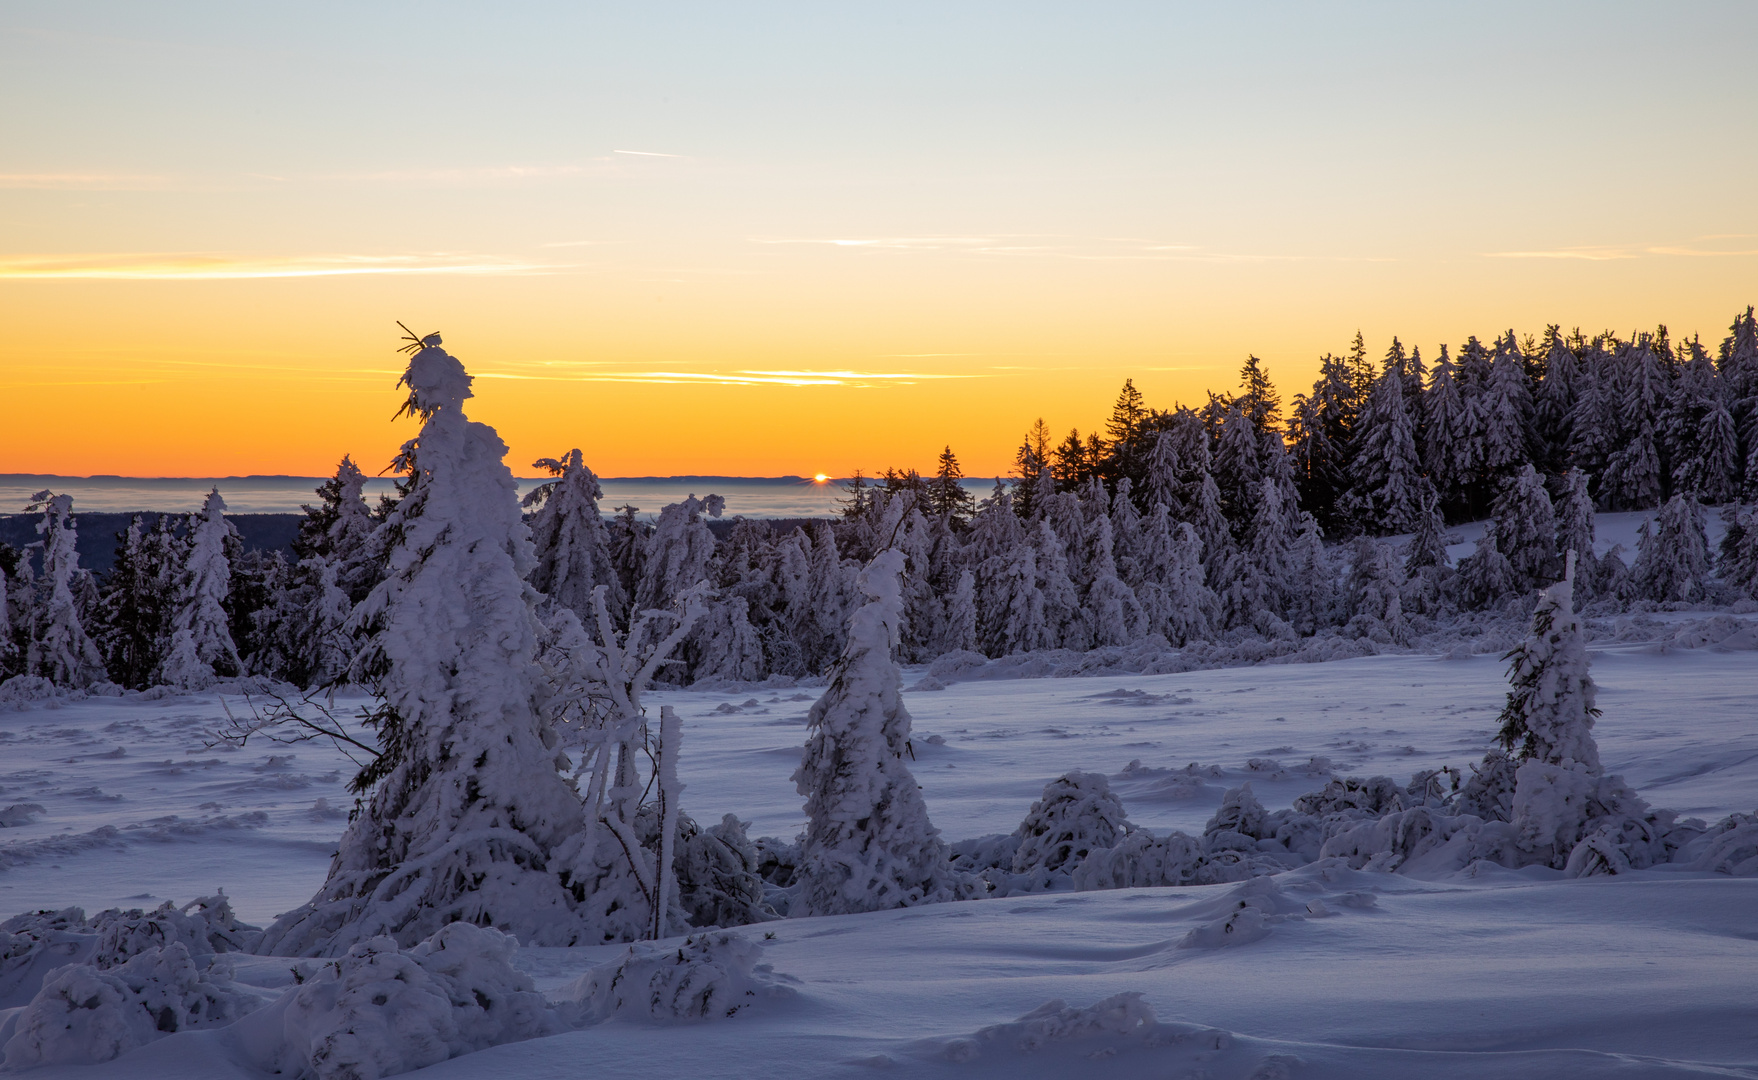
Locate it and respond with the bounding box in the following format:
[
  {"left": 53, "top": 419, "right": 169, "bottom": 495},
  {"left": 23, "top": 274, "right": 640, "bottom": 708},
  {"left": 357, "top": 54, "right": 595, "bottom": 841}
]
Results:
[
  {"left": 1454, "top": 521, "right": 1517, "bottom": 611},
  {"left": 1478, "top": 333, "right": 1534, "bottom": 481},
  {"left": 23, "top": 493, "right": 107, "bottom": 688},
  {"left": 633, "top": 494, "right": 723, "bottom": 614},
  {"left": 95, "top": 516, "right": 173, "bottom": 689},
  {"left": 792, "top": 550, "right": 969, "bottom": 915},
  {"left": 1624, "top": 492, "right": 1712, "bottom": 604},
  {"left": 1492, "top": 465, "right": 1560, "bottom": 592},
  {"left": 1599, "top": 338, "right": 1666, "bottom": 510},
  {"left": 1664, "top": 339, "right": 1741, "bottom": 504},
  {"left": 260, "top": 334, "right": 590, "bottom": 957},
  {"left": 1345, "top": 360, "right": 1423, "bottom": 534},
  {"left": 1423, "top": 345, "right": 1468, "bottom": 513},
  {"left": 526, "top": 449, "right": 624, "bottom": 624},
  {"left": 157, "top": 489, "right": 243, "bottom": 690}
]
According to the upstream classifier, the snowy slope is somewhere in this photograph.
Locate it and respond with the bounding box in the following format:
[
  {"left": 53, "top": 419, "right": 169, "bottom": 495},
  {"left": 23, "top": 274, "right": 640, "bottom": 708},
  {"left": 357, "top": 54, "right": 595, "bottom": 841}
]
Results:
[{"left": 0, "top": 637, "right": 1753, "bottom": 1077}]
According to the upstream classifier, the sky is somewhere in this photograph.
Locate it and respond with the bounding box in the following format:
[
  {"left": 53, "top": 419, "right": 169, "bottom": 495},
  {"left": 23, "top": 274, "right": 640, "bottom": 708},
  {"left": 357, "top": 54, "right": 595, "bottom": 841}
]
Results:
[{"left": 2, "top": 2, "right": 1755, "bottom": 480}]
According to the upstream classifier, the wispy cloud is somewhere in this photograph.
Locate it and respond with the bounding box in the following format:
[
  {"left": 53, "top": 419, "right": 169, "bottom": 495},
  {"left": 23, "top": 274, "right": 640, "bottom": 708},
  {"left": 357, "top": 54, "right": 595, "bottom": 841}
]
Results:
[
  {"left": 0, "top": 253, "right": 552, "bottom": 281},
  {"left": 1484, "top": 237, "right": 1758, "bottom": 261},
  {"left": 751, "top": 234, "right": 1369, "bottom": 262},
  {"left": 0, "top": 172, "right": 169, "bottom": 190},
  {"left": 474, "top": 368, "right": 977, "bottom": 388},
  {"left": 612, "top": 149, "right": 686, "bottom": 158}
]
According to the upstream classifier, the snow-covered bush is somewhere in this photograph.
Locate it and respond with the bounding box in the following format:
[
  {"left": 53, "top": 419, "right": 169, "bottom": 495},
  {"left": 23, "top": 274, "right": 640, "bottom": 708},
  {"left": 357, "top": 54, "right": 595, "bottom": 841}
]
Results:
[
  {"left": 556, "top": 930, "right": 793, "bottom": 1026},
  {"left": 2, "top": 942, "right": 259, "bottom": 1069},
  {"left": 271, "top": 922, "right": 555, "bottom": 1080},
  {"left": 1010, "top": 771, "right": 1134, "bottom": 876}
]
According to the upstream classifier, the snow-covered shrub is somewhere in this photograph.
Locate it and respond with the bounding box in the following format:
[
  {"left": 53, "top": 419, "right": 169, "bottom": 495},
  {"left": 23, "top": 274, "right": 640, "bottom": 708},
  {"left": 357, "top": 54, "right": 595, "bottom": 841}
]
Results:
[
  {"left": 1680, "top": 812, "right": 1758, "bottom": 876},
  {"left": 673, "top": 814, "right": 770, "bottom": 929},
  {"left": 1010, "top": 771, "right": 1134, "bottom": 875},
  {"left": 1203, "top": 783, "right": 1269, "bottom": 848},
  {"left": 557, "top": 930, "right": 793, "bottom": 1026},
  {"left": 272, "top": 923, "right": 554, "bottom": 1080},
  {"left": 926, "top": 992, "right": 1156, "bottom": 1063},
  {"left": 793, "top": 550, "right": 970, "bottom": 915},
  {"left": 2, "top": 942, "right": 259, "bottom": 1069}
]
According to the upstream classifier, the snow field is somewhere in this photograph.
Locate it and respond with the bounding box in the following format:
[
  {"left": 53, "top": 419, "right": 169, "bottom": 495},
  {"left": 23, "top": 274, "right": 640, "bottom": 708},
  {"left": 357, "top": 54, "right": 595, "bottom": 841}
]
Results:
[{"left": 0, "top": 637, "right": 1751, "bottom": 1076}]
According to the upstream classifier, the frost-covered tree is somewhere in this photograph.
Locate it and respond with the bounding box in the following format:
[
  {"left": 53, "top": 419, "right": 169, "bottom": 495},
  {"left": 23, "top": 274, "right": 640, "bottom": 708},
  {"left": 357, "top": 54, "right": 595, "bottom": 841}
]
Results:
[
  {"left": 1284, "top": 511, "right": 1334, "bottom": 636},
  {"left": 1134, "top": 510, "right": 1215, "bottom": 646},
  {"left": 793, "top": 550, "right": 968, "bottom": 915},
  {"left": 1400, "top": 481, "right": 1452, "bottom": 614},
  {"left": 526, "top": 449, "right": 624, "bottom": 624},
  {"left": 23, "top": 492, "right": 107, "bottom": 688},
  {"left": 1219, "top": 478, "right": 1295, "bottom": 632},
  {"left": 1034, "top": 519, "right": 1083, "bottom": 651},
  {"left": 1346, "top": 362, "right": 1422, "bottom": 534},
  {"left": 1080, "top": 515, "right": 1142, "bottom": 648},
  {"left": 1478, "top": 332, "right": 1534, "bottom": 481},
  {"left": 1493, "top": 465, "right": 1559, "bottom": 592},
  {"left": 1423, "top": 345, "right": 1469, "bottom": 514},
  {"left": 1454, "top": 521, "right": 1517, "bottom": 610},
  {"left": 633, "top": 494, "right": 723, "bottom": 614},
  {"left": 1624, "top": 492, "right": 1712, "bottom": 604},
  {"left": 1533, "top": 330, "right": 1578, "bottom": 470},
  {"left": 1211, "top": 406, "right": 1266, "bottom": 539},
  {"left": 157, "top": 489, "right": 243, "bottom": 690},
  {"left": 1600, "top": 339, "right": 1666, "bottom": 510},
  {"left": 95, "top": 517, "right": 174, "bottom": 689},
  {"left": 1664, "top": 340, "right": 1741, "bottom": 504},
  {"left": 1720, "top": 504, "right": 1758, "bottom": 598},
  {"left": 1495, "top": 553, "right": 1600, "bottom": 771},
  {"left": 260, "top": 335, "right": 591, "bottom": 957}
]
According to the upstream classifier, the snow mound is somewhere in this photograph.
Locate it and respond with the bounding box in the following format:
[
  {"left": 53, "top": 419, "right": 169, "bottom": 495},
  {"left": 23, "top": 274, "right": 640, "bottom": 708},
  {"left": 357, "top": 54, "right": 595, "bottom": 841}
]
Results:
[
  {"left": 1, "top": 942, "right": 259, "bottom": 1069},
  {"left": 269, "top": 922, "right": 555, "bottom": 1080},
  {"left": 558, "top": 930, "right": 795, "bottom": 1025}
]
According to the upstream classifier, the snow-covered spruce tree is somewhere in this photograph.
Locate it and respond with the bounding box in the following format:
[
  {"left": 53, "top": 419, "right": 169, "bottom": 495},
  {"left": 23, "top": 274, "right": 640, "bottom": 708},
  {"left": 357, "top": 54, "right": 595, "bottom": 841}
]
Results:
[
  {"left": 1533, "top": 331, "right": 1578, "bottom": 471},
  {"left": 259, "top": 334, "right": 591, "bottom": 957},
  {"left": 1494, "top": 554, "right": 1661, "bottom": 872},
  {"left": 1720, "top": 504, "right": 1758, "bottom": 598},
  {"left": 1599, "top": 338, "right": 1667, "bottom": 511},
  {"left": 633, "top": 494, "right": 723, "bottom": 614},
  {"left": 157, "top": 489, "right": 242, "bottom": 690},
  {"left": 526, "top": 449, "right": 624, "bottom": 625},
  {"left": 23, "top": 492, "right": 107, "bottom": 688},
  {"left": 1453, "top": 521, "right": 1517, "bottom": 611},
  {"left": 939, "top": 567, "right": 979, "bottom": 655},
  {"left": 1284, "top": 511, "right": 1335, "bottom": 636},
  {"left": 1478, "top": 332, "right": 1534, "bottom": 481},
  {"left": 1345, "top": 362, "right": 1422, "bottom": 534},
  {"left": 793, "top": 550, "right": 969, "bottom": 915},
  {"left": 1033, "top": 518, "right": 1084, "bottom": 651},
  {"left": 1551, "top": 466, "right": 1603, "bottom": 600},
  {"left": 95, "top": 517, "right": 172, "bottom": 690},
  {"left": 1219, "top": 477, "right": 1295, "bottom": 634},
  {"left": 1492, "top": 465, "right": 1560, "bottom": 592},
  {"left": 1495, "top": 552, "right": 1600, "bottom": 770},
  {"left": 1079, "top": 514, "right": 1142, "bottom": 649},
  {"left": 1665, "top": 339, "right": 1741, "bottom": 505},
  {"left": 1135, "top": 510, "right": 1215, "bottom": 646},
  {"left": 0, "top": 555, "right": 17, "bottom": 680},
  {"left": 1423, "top": 345, "right": 1469, "bottom": 513},
  {"left": 1624, "top": 492, "right": 1712, "bottom": 604}
]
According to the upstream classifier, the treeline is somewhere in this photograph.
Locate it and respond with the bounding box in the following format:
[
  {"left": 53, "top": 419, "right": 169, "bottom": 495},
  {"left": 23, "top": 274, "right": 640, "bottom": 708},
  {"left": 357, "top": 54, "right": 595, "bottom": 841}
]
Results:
[{"left": 4, "top": 308, "right": 1758, "bottom": 695}]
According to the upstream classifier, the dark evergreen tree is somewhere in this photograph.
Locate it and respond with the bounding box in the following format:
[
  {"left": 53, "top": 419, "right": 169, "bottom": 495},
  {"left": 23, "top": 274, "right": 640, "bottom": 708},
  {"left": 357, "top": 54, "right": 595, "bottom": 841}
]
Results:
[{"left": 927, "top": 445, "right": 976, "bottom": 521}]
